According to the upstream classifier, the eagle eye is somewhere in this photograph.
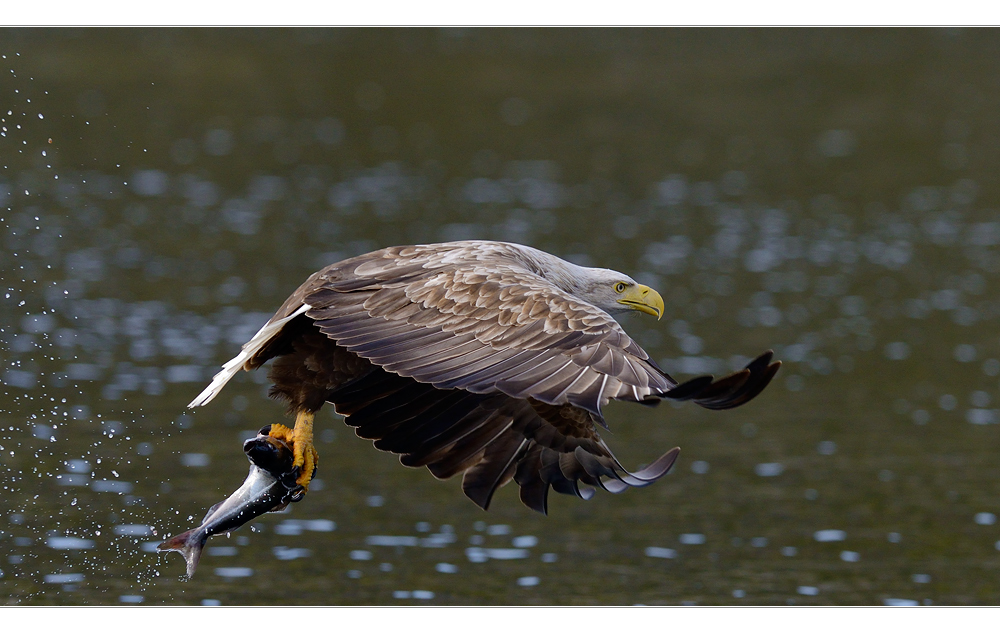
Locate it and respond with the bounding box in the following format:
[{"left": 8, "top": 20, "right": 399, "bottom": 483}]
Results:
[{"left": 614, "top": 282, "right": 627, "bottom": 293}]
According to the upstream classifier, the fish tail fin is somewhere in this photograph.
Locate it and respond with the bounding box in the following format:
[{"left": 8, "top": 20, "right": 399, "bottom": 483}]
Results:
[{"left": 157, "top": 528, "right": 208, "bottom": 578}]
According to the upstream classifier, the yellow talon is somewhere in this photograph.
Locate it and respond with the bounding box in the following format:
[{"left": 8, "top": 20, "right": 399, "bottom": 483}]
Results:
[{"left": 266, "top": 410, "right": 318, "bottom": 494}]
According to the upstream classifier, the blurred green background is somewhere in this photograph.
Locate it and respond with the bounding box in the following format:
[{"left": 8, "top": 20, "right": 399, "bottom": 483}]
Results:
[{"left": 3, "top": 28, "right": 1000, "bottom": 605}]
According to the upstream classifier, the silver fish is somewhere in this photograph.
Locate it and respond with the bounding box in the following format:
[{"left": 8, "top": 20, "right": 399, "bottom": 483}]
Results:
[{"left": 157, "top": 428, "right": 304, "bottom": 578}]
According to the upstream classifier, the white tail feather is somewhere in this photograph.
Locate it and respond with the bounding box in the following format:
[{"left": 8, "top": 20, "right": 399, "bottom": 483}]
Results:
[{"left": 188, "top": 304, "right": 311, "bottom": 408}]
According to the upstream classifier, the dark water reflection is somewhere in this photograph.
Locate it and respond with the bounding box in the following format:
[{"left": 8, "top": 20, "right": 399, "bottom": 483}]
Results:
[{"left": 4, "top": 28, "right": 1000, "bottom": 604}]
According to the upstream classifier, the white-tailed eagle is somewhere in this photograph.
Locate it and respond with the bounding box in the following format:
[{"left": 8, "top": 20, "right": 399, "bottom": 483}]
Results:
[{"left": 189, "top": 241, "right": 779, "bottom": 514}]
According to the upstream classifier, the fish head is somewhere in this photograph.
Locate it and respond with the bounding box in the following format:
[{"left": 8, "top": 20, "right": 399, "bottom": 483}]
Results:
[{"left": 243, "top": 427, "right": 295, "bottom": 477}]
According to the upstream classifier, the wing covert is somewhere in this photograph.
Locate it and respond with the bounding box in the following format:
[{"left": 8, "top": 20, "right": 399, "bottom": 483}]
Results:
[{"left": 298, "top": 247, "right": 674, "bottom": 418}]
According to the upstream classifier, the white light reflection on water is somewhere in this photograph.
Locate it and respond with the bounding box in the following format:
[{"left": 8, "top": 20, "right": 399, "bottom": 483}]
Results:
[
  {"left": 366, "top": 535, "right": 419, "bottom": 547},
  {"left": 421, "top": 533, "right": 457, "bottom": 548},
  {"left": 511, "top": 535, "right": 537, "bottom": 548},
  {"left": 44, "top": 573, "right": 85, "bottom": 584},
  {"left": 393, "top": 590, "right": 435, "bottom": 600},
  {"left": 46, "top": 536, "right": 94, "bottom": 550},
  {"left": 273, "top": 546, "right": 311, "bottom": 561},
  {"left": 275, "top": 519, "right": 337, "bottom": 535},
  {"left": 113, "top": 524, "right": 153, "bottom": 536},
  {"left": 465, "top": 547, "right": 529, "bottom": 562},
  {"left": 966, "top": 409, "right": 998, "bottom": 425},
  {"left": 206, "top": 546, "right": 237, "bottom": 557},
  {"left": 754, "top": 463, "right": 784, "bottom": 477},
  {"left": 179, "top": 453, "right": 210, "bottom": 467},
  {"left": 645, "top": 547, "right": 677, "bottom": 559},
  {"left": 814, "top": 530, "right": 847, "bottom": 542},
  {"left": 817, "top": 441, "right": 837, "bottom": 456}
]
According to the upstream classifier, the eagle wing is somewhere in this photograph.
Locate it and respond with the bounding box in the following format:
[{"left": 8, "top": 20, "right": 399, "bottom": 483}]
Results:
[
  {"left": 329, "top": 361, "right": 682, "bottom": 513},
  {"left": 247, "top": 242, "right": 774, "bottom": 419}
]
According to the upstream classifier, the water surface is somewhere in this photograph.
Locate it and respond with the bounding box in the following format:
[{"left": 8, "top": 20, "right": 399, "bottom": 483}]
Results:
[{"left": 3, "top": 28, "right": 1000, "bottom": 605}]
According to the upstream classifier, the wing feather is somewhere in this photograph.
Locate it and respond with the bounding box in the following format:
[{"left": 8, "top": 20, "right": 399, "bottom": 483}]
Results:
[
  {"left": 327, "top": 362, "right": 683, "bottom": 513},
  {"left": 461, "top": 438, "right": 531, "bottom": 510},
  {"left": 285, "top": 242, "right": 673, "bottom": 416}
]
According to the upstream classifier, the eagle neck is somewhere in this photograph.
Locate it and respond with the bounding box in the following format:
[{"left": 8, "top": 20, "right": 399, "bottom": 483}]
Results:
[{"left": 506, "top": 243, "right": 594, "bottom": 296}]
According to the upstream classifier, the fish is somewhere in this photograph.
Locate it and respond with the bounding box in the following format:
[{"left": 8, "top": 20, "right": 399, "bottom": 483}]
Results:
[{"left": 157, "top": 427, "right": 305, "bottom": 578}]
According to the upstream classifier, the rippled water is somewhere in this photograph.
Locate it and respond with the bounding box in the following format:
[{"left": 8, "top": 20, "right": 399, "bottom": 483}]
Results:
[{"left": 4, "top": 28, "right": 1000, "bottom": 605}]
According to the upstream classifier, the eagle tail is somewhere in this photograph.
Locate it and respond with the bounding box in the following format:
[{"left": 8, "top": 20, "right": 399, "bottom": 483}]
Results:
[{"left": 188, "top": 304, "right": 311, "bottom": 408}]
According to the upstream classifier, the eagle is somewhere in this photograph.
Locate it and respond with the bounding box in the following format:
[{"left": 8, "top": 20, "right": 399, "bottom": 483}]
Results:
[{"left": 189, "top": 241, "right": 779, "bottom": 514}]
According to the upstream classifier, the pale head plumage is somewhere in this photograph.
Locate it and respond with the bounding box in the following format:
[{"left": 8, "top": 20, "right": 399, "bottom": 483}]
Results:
[{"left": 490, "top": 242, "right": 664, "bottom": 319}]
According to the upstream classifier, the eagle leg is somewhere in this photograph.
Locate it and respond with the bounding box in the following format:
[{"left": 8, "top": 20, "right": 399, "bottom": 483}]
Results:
[{"left": 266, "top": 410, "right": 318, "bottom": 496}]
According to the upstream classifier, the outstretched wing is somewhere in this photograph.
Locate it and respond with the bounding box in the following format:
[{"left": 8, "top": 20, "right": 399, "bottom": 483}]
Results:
[
  {"left": 246, "top": 242, "right": 675, "bottom": 423},
  {"left": 329, "top": 361, "right": 681, "bottom": 514},
  {"left": 195, "top": 241, "right": 779, "bottom": 416},
  {"left": 192, "top": 241, "right": 779, "bottom": 419}
]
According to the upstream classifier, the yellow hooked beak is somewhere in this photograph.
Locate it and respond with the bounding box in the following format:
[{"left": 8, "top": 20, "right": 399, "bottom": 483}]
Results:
[{"left": 617, "top": 284, "right": 664, "bottom": 320}]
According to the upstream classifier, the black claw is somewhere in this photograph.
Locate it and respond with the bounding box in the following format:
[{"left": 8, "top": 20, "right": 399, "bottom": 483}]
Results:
[
  {"left": 257, "top": 424, "right": 272, "bottom": 437},
  {"left": 289, "top": 486, "right": 306, "bottom": 503},
  {"left": 280, "top": 466, "right": 301, "bottom": 490}
]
